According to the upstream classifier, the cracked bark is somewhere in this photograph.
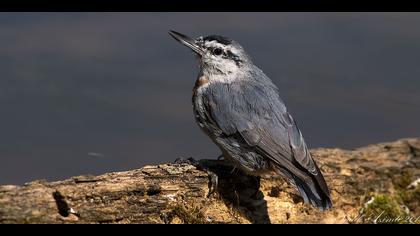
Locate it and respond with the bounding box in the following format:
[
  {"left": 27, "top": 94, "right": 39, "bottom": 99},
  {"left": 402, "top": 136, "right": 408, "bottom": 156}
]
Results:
[{"left": 0, "top": 138, "right": 419, "bottom": 224}]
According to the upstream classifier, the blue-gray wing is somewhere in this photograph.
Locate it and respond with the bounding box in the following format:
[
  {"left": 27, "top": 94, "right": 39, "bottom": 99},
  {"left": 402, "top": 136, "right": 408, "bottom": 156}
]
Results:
[
  {"left": 205, "top": 80, "right": 318, "bottom": 178},
  {"left": 204, "top": 80, "right": 332, "bottom": 210}
]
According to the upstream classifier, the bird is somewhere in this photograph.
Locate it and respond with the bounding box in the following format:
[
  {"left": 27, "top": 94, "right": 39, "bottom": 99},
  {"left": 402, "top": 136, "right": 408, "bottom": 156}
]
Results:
[{"left": 168, "top": 30, "right": 332, "bottom": 211}]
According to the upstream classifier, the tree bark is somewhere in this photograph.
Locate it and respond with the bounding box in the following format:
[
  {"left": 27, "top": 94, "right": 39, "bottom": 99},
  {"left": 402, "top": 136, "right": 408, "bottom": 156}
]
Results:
[{"left": 0, "top": 138, "right": 419, "bottom": 224}]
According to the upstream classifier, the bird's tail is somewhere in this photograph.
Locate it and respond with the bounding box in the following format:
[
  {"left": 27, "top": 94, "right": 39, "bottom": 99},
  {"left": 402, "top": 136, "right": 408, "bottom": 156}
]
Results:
[{"left": 291, "top": 172, "right": 332, "bottom": 211}]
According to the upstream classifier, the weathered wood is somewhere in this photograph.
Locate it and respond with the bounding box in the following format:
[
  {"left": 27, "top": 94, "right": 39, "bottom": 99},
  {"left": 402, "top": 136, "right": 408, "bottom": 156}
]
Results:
[{"left": 0, "top": 138, "right": 419, "bottom": 224}]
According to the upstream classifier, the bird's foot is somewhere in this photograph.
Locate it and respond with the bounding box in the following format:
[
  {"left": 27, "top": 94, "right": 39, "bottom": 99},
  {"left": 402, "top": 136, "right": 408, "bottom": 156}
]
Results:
[
  {"left": 217, "top": 154, "right": 225, "bottom": 161},
  {"left": 173, "top": 158, "right": 220, "bottom": 198},
  {"left": 195, "top": 159, "right": 220, "bottom": 198},
  {"left": 173, "top": 157, "right": 199, "bottom": 166}
]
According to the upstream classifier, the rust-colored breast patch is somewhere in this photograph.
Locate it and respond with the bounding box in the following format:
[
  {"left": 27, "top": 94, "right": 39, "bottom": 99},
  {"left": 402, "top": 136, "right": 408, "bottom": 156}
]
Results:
[{"left": 194, "top": 76, "right": 209, "bottom": 90}]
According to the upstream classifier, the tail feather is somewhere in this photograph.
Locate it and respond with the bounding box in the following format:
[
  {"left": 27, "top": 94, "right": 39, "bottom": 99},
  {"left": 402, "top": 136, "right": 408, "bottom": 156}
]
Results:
[
  {"left": 292, "top": 175, "right": 332, "bottom": 211},
  {"left": 274, "top": 163, "right": 332, "bottom": 210}
]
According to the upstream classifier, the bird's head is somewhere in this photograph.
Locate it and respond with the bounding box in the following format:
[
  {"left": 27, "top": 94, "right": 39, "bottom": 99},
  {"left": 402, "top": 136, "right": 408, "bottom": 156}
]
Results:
[{"left": 169, "top": 30, "right": 252, "bottom": 76}]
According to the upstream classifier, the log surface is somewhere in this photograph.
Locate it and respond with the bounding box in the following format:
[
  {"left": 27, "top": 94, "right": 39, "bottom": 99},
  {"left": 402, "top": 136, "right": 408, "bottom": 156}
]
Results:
[{"left": 0, "top": 138, "right": 419, "bottom": 224}]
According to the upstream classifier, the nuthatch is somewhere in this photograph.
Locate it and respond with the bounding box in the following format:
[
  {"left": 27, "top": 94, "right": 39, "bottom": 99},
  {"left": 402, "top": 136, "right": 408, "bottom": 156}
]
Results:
[{"left": 169, "top": 31, "right": 332, "bottom": 210}]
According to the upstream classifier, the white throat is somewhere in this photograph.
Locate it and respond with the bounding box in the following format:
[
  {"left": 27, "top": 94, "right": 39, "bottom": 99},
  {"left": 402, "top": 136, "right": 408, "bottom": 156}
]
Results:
[{"left": 196, "top": 65, "right": 247, "bottom": 93}]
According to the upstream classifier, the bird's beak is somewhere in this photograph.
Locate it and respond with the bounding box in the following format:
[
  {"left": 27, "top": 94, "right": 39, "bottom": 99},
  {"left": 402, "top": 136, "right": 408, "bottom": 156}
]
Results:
[{"left": 169, "top": 30, "right": 204, "bottom": 56}]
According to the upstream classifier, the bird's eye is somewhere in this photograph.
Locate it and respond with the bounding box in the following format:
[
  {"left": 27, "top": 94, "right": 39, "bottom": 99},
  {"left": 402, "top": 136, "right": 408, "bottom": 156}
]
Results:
[{"left": 213, "top": 48, "right": 223, "bottom": 56}]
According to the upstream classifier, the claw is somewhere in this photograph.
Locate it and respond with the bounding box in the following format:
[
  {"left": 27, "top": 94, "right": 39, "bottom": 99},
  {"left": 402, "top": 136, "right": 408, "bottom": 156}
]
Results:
[
  {"left": 206, "top": 170, "right": 219, "bottom": 198},
  {"left": 217, "top": 154, "right": 224, "bottom": 161}
]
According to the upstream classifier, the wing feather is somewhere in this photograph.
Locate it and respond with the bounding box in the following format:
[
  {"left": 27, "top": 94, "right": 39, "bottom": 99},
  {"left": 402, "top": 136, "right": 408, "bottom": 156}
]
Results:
[{"left": 206, "top": 81, "right": 318, "bottom": 175}]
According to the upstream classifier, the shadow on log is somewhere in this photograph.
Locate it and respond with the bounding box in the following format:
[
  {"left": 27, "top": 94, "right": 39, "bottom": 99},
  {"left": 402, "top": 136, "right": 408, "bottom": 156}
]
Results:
[
  {"left": 197, "top": 159, "right": 270, "bottom": 223},
  {"left": 0, "top": 138, "right": 419, "bottom": 224}
]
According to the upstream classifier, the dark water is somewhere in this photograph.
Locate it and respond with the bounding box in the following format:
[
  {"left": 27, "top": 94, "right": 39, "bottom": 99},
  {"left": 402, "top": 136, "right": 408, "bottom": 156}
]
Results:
[{"left": 1, "top": 13, "right": 419, "bottom": 184}]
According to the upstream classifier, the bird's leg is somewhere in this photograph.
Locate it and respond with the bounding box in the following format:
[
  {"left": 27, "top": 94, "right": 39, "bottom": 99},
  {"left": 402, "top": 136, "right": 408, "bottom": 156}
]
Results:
[
  {"left": 216, "top": 154, "right": 236, "bottom": 173},
  {"left": 251, "top": 176, "right": 262, "bottom": 200},
  {"left": 216, "top": 154, "right": 237, "bottom": 174},
  {"left": 206, "top": 170, "right": 219, "bottom": 198}
]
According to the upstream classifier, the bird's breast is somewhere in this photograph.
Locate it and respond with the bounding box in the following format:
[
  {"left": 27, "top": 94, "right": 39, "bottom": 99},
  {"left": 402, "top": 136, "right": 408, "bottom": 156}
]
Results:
[
  {"left": 191, "top": 77, "right": 214, "bottom": 136},
  {"left": 193, "top": 75, "right": 210, "bottom": 91}
]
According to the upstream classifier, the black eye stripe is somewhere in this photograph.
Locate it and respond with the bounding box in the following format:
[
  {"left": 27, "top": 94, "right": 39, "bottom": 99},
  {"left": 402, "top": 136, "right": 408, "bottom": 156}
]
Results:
[
  {"left": 226, "top": 50, "right": 243, "bottom": 66},
  {"left": 226, "top": 50, "right": 241, "bottom": 60},
  {"left": 226, "top": 50, "right": 236, "bottom": 58},
  {"left": 204, "top": 47, "right": 243, "bottom": 65}
]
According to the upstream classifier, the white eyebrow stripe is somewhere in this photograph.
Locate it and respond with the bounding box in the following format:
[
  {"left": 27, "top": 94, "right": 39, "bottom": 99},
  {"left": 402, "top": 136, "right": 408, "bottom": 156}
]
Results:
[
  {"left": 204, "top": 41, "right": 241, "bottom": 57},
  {"left": 204, "top": 41, "right": 229, "bottom": 50}
]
